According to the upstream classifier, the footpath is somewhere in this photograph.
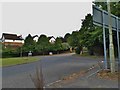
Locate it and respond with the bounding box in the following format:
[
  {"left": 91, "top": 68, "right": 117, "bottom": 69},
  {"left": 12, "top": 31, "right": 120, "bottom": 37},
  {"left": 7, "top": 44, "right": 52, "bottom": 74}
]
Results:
[{"left": 46, "top": 62, "right": 119, "bottom": 89}]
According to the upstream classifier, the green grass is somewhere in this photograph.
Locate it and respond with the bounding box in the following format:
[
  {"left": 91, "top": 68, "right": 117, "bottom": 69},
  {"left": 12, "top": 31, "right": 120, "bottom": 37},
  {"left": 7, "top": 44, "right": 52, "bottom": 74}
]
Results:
[{"left": 0, "top": 56, "right": 39, "bottom": 67}]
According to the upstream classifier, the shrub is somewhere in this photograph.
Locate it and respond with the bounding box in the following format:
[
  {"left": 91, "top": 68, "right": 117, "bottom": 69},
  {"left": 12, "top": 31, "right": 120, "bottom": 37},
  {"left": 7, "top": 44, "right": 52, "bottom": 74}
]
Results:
[{"left": 2, "top": 47, "right": 20, "bottom": 58}]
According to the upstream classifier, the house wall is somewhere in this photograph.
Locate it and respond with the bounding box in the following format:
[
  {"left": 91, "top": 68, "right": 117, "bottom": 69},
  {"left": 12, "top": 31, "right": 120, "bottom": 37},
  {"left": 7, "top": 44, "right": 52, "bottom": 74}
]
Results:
[
  {"left": 4, "top": 39, "right": 24, "bottom": 43},
  {"left": 49, "top": 38, "right": 55, "bottom": 43},
  {"left": 33, "top": 37, "right": 38, "bottom": 42},
  {"left": 2, "top": 39, "right": 24, "bottom": 48},
  {"left": 4, "top": 42, "right": 23, "bottom": 46}
]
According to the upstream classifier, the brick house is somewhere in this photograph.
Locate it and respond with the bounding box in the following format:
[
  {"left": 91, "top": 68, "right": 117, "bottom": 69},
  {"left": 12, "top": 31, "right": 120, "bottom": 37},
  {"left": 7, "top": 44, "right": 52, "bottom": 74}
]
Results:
[{"left": 1, "top": 33, "right": 24, "bottom": 48}]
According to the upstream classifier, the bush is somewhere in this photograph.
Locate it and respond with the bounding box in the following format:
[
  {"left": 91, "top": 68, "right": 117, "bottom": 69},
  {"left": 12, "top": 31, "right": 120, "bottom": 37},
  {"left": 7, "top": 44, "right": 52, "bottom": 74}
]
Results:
[
  {"left": 2, "top": 50, "right": 19, "bottom": 58},
  {"left": 62, "top": 43, "right": 70, "bottom": 50},
  {"left": 2, "top": 47, "right": 20, "bottom": 58}
]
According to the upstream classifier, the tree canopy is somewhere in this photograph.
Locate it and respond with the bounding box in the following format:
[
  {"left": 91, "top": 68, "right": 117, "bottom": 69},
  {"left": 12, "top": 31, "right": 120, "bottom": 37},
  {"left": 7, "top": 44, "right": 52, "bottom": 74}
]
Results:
[
  {"left": 23, "top": 34, "right": 36, "bottom": 52},
  {"left": 37, "top": 34, "right": 50, "bottom": 52},
  {"left": 94, "top": 1, "right": 120, "bottom": 17}
]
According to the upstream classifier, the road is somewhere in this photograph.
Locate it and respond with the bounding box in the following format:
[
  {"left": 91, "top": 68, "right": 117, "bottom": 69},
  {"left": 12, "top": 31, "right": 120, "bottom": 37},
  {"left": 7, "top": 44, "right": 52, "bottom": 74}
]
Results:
[{"left": 2, "top": 53, "right": 103, "bottom": 88}]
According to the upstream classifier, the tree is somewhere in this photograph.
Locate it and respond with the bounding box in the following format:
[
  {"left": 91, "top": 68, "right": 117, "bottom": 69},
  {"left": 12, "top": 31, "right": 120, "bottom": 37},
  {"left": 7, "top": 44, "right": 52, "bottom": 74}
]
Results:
[
  {"left": 79, "top": 14, "right": 93, "bottom": 47},
  {"left": 94, "top": 1, "right": 120, "bottom": 17},
  {"left": 54, "top": 37, "right": 63, "bottom": 53},
  {"left": 79, "top": 14, "right": 104, "bottom": 55},
  {"left": 66, "top": 31, "right": 82, "bottom": 54},
  {"left": 61, "top": 43, "right": 70, "bottom": 50},
  {"left": 64, "top": 33, "right": 71, "bottom": 42},
  {"left": 23, "top": 34, "right": 36, "bottom": 52},
  {"left": 37, "top": 34, "right": 50, "bottom": 54},
  {"left": 67, "top": 31, "right": 80, "bottom": 48}
]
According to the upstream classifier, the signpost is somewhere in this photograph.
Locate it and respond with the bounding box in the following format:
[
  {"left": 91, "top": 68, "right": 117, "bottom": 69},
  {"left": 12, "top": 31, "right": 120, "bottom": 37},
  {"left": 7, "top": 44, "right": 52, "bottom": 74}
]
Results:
[
  {"left": 93, "top": 6, "right": 120, "bottom": 31},
  {"left": 93, "top": 4, "right": 120, "bottom": 72}
]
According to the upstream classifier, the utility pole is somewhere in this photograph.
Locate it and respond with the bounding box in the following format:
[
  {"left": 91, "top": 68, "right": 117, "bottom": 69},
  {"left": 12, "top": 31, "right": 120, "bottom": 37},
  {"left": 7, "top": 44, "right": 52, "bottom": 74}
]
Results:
[{"left": 107, "top": 0, "right": 115, "bottom": 73}]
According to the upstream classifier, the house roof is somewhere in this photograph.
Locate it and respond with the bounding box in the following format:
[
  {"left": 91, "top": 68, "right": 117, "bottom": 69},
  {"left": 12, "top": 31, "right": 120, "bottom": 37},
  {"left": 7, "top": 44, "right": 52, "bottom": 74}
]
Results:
[
  {"left": 2, "top": 33, "right": 24, "bottom": 40},
  {"left": 48, "top": 36, "right": 55, "bottom": 40},
  {"left": 32, "top": 35, "right": 38, "bottom": 39}
]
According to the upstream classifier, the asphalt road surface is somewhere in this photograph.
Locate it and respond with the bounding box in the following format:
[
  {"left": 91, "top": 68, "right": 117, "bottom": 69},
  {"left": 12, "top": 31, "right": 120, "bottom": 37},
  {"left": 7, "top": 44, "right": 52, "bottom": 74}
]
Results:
[{"left": 2, "top": 53, "right": 104, "bottom": 88}]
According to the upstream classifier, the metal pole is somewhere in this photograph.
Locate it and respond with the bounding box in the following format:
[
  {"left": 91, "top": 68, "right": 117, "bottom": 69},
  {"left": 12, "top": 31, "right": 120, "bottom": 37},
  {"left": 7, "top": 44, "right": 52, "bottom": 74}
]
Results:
[
  {"left": 102, "top": 11, "right": 108, "bottom": 69},
  {"left": 107, "top": 0, "right": 116, "bottom": 73},
  {"left": 117, "top": 17, "right": 120, "bottom": 62},
  {"left": 20, "top": 47, "right": 22, "bottom": 57}
]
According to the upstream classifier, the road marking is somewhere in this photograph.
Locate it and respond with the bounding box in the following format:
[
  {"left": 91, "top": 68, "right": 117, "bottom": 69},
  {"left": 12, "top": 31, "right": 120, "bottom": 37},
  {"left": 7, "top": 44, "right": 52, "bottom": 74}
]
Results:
[
  {"left": 86, "top": 69, "right": 102, "bottom": 78},
  {"left": 45, "top": 80, "right": 62, "bottom": 87}
]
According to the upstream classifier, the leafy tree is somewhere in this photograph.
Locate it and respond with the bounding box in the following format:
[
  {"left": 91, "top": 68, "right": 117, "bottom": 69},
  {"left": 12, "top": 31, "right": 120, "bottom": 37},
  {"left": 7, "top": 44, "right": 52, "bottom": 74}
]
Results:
[
  {"left": 54, "top": 37, "right": 63, "bottom": 52},
  {"left": 24, "top": 34, "right": 35, "bottom": 46},
  {"left": 58, "top": 36, "right": 65, "bottom": 43},
  {"left": 79, "top": 14, "right": 93, "bottom": 47},
  {"left": 79, "top": 14, "right": 104, "bottom": 55},
  {"left": 22, "top": 34, "right": 36, "bottom": 52},
  {"left": 37, "top": 34, "right": 50, "bottom": 53},
  {"left": 61, "top": 43, "right": 70, "bottom": 50},
  {"left": 94, "top": 1, "right": 120, "bottom": 17},
  {"left": 67, "top": 31, "right": 80, "bottom": 48},
  {"left": 64, "top": 33, "right": 71, "bottom": 42}
]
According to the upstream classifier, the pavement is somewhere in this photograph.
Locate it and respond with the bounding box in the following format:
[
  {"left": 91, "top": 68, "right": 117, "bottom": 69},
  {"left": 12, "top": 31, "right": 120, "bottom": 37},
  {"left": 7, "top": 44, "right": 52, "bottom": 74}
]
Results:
[{"left": 2, "top": 53, "right": 119, "bottom": 88}]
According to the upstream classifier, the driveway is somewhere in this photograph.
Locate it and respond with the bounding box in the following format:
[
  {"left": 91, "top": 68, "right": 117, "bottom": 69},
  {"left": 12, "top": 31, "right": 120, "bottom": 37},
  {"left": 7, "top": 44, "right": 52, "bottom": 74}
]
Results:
[{"left": 2, "top": 53, "right": 111, "bottom": 88}]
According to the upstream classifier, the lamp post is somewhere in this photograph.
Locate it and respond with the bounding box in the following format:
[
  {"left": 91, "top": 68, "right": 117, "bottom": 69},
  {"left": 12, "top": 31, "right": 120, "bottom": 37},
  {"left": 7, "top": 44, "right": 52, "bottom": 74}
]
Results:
[{"left": 107, "top": 0, "right": 115, "bottom": 73}]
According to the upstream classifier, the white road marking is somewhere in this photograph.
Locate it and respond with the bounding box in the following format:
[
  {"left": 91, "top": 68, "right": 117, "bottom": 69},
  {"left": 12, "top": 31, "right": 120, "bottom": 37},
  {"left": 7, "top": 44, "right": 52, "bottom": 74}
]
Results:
[
  {"left": 45, "top": 80, "right": 62, "bottom": 87},
  {"left": 86, "top": 69, "right": 102, "bottom": 78}
]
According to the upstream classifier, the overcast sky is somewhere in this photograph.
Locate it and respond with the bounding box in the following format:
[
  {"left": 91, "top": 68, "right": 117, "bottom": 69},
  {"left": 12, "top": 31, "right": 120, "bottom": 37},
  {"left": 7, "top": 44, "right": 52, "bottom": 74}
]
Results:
[{"left": 2, "top": 2, "right": 92, "bottom": 38}]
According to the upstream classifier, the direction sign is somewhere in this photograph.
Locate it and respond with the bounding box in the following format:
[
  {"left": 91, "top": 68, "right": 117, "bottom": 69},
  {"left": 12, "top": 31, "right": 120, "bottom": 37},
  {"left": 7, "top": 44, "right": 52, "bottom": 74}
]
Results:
[
  {"left": 93, "top": 5, "right": 120, "bottom": 32},
  {"left": 93, "top": 5, "right": 120, "bottom": 69}
]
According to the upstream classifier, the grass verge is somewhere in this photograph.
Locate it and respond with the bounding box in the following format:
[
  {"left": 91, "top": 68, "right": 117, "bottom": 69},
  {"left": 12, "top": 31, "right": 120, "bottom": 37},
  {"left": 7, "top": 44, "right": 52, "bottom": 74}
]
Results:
[
  {"left": 0, "top": 56, "right": 39, "bottom": 67},
  {"left": 97, "top": 70, "right": 119, "bottom": 80}
]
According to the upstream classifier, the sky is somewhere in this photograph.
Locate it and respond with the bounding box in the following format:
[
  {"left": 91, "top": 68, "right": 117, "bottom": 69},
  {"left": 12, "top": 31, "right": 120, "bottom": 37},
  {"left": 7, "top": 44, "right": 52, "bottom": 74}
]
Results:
[{"left": 1, "top": 2, "right": 92, "bottom": 38}]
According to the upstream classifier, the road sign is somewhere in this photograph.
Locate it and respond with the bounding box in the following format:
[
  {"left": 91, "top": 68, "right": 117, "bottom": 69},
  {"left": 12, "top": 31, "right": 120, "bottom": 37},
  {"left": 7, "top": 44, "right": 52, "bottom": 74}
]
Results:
[
  {"left": 93, "top": 5, "right": 120, "bottom": 32},
  {"left": 93, "top": 5, "right": 120, "bottom": 69}
]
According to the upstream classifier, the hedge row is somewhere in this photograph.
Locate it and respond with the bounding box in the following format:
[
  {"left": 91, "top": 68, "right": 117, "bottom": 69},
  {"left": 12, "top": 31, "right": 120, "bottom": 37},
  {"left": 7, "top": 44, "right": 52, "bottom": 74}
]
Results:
[{"left": 2, "top": 49, "right": 70, "bottom": 58}]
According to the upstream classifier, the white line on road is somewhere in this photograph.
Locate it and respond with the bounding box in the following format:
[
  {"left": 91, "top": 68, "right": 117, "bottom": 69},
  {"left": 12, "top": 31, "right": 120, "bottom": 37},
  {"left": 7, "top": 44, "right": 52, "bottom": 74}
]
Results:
[
  {"left": 45, "top": 80, "right": 62, "bottom": 87},
  {"left": 86, "top": 69, "right": 102, "bottom": 78}
]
